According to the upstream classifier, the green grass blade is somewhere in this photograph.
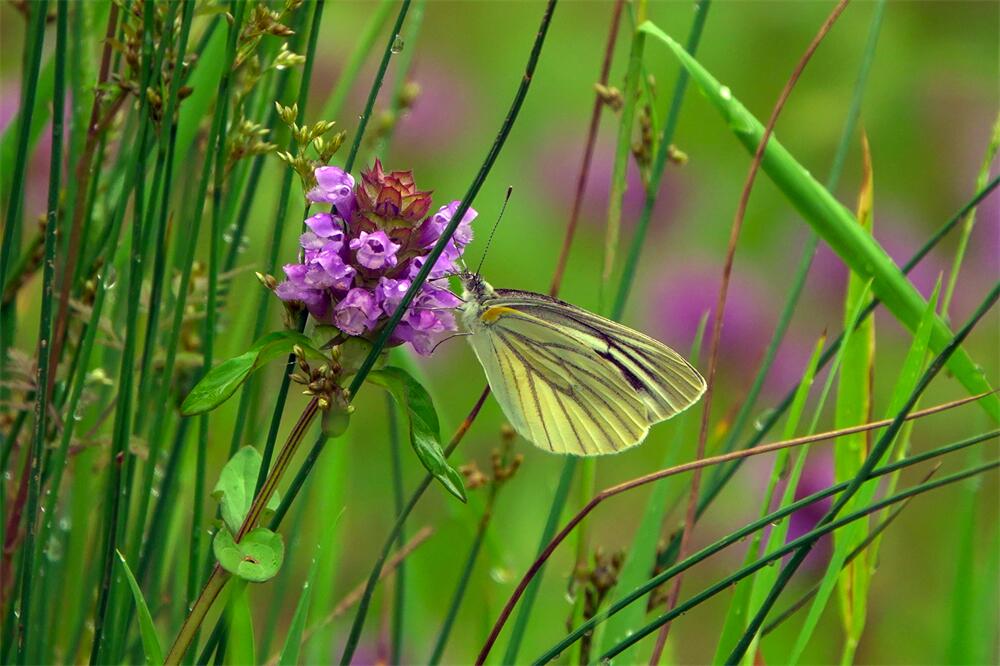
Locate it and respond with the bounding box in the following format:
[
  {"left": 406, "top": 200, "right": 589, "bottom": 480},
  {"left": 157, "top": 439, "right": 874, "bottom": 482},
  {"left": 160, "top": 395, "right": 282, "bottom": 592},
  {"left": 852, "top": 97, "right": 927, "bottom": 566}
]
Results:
[
  {"left": 225, "top": 583, "right": 256, "bottom": 666},
  {"left": 502, "top": 458, "right": 577, "bottom": 664},
  {"left": 711, "top": 333, "right": 826, "bottom": 664},
  {"left": 115, "top": 550, "right": 164, "bottom": 666},
  {"left": 279, "top": 531, "right": 330, "bottom": 666},
  {"left": 600, "top": 316, "right": 707, "bottom": 658},
  {"left": 639, "top": 21, "right": 998, "bottom": 420}
]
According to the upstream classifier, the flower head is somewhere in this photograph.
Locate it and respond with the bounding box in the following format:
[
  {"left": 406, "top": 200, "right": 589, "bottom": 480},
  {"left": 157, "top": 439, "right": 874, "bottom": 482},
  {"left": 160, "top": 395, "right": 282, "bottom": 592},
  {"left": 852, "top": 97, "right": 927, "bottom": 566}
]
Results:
[
  {"left": 355, "top": 158, "right": 433, "bottom": 228},
  {"left": 274, "top": 161, "right": 475, "bottom": 355}
]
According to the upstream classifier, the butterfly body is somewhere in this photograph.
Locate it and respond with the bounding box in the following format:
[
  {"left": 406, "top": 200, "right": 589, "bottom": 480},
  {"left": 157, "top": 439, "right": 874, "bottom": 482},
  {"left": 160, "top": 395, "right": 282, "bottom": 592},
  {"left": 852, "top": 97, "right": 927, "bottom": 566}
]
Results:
[{"left": 460, "top": 272, "right": 706, "bottom": 456}]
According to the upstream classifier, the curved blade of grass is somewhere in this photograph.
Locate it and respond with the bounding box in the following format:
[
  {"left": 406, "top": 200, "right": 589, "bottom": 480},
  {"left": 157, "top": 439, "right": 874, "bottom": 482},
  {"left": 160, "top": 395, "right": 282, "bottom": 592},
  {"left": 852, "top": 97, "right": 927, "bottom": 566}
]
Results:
[
  {"left": 598, "top": 460, "right": 1000, "bottom": 663},
  {"left": 226, "top": 583, "right": 255, "bottom": 666},
  {"left": 115, "top": 550, "right": 164, "bottom": 666},
  {"left": 600, "top": 316, "right": 707, "bottom": 658},
  {"left": 726, "top": 283, "right": 999, "bottom": 663},
  {"left": 533, "top": 430, "right": 998, "bottom": 663},
  {"left": 788, "top": 280, "right": 941, "bottom": 664},
  {"left": 640, "top": 21, "right": 998, "bottom": 420},
  {"left": 278, "top": 536, "right": 328, "bottom": 666},
  {"left": 711, "top": 332, "right": 826, "bottom": 664}
]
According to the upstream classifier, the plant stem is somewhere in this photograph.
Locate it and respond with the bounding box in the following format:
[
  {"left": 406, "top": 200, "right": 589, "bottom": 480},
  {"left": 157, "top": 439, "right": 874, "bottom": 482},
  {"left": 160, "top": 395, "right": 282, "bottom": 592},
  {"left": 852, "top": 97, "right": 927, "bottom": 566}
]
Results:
[{"left": 16, "top": 3, "right": 65, "bottom": 661}]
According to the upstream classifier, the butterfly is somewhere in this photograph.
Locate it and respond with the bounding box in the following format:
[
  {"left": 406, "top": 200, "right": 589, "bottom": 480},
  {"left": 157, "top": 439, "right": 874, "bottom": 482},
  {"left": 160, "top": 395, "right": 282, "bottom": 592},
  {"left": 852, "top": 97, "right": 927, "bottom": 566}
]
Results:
[{"left": 459, "top": 272, "right": 706, "bottom": 455}]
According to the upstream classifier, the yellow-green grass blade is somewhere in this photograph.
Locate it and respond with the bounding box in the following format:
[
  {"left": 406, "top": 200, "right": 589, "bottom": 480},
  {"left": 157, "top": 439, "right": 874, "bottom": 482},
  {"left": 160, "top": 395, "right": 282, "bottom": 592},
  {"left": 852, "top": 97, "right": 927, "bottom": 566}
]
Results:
[
  {"left": 639, "top": 21, "right": 998, "bottom": 421},
  {"left": 114, "top": 550, "right": 164, "bottom": 666}
]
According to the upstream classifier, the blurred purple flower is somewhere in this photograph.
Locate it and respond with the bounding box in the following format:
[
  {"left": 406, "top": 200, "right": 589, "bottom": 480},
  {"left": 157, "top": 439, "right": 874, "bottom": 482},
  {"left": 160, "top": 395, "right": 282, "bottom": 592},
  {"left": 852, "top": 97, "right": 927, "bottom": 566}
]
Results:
[
  {"left": 275, "top": 161, "right": 476, "bottom": 355},
  {"left": 535, "top": 135, "right": 686, "bottom": 231},
  {"left": 780, "top": 453, "right": 833, "bottom": 570},
  {"left": 648, "top": 262, "right": 776, "bottom": 379}
]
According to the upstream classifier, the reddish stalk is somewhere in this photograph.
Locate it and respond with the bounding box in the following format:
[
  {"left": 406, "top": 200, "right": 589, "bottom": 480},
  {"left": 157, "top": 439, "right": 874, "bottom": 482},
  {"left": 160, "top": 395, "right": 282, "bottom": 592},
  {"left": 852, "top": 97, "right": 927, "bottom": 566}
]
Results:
[
  {"left": 475, "top": 391, "right": 989, "bottom": 663},
  {"left": 549, "top": 0, "right": 625, "bottom": 296},
  {"left": 650, "top": 1, "right": 851, "bottom": 660},
  {"left": 47, "top": 3, "right": 121, "bottom": 399}
]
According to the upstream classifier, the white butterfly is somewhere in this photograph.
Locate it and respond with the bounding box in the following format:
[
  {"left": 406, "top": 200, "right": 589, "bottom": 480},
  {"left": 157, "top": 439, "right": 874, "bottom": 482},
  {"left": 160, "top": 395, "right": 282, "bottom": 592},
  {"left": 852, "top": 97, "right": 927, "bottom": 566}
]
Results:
[{"left": 460, "top": 272, "right": 706, "bottom": 455}]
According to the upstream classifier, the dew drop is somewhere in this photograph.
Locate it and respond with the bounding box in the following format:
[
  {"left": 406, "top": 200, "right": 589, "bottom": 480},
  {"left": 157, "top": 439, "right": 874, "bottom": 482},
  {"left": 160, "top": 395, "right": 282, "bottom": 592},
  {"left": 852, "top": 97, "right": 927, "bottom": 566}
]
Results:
[
  {"left": 103, "top": 266, "right": 118, "bottom": 290},
  {"left": 753, "top": 408, "right": 777, "bottom": 431},
  {"left": 390, "top": 34, "right": 404, "bottom": 54},
  {"left": 73, "top": 405, "right": 85, "bottom": 421},
  {"left": 59, "top": 517, "right": 71, "bottom": 531},
  {"left": 719, "top": 85, "right": 732, "bottom": 100},
  {"left": 489, "top": 566, "right": 513, "bottom": 584}
]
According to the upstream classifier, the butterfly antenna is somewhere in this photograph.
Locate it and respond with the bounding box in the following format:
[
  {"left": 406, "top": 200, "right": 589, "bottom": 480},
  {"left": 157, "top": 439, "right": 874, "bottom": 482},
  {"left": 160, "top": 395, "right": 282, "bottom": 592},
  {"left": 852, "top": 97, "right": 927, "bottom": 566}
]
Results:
[{"left": 475, "top": 186, "right": 514, "bottom": 277}]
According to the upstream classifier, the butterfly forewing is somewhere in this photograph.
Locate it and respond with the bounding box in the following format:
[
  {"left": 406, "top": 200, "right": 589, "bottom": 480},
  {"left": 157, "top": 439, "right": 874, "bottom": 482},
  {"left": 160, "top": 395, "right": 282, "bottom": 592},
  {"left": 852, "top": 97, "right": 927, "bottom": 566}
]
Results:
[{"left": 467, "top": 288, "right": 705, "bottom": 456}]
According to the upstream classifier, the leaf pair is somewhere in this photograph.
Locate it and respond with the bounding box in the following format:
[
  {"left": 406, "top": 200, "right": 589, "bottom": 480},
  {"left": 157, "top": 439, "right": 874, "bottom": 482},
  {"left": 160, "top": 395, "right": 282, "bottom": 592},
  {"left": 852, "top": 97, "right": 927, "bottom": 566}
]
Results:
[{"left": 212, "top": 447, "right": 285, "bottom": 583}]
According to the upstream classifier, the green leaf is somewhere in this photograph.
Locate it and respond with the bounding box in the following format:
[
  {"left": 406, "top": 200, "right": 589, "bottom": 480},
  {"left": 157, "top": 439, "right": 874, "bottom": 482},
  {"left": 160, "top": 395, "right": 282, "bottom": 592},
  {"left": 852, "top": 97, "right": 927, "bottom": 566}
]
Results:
[
  {"left": 213, "top": 527, "right": 285, "bottom": 583},
  {"left": 213, "top": 447, "right": 282, "bottom": 535},
  {"left": 368, "top": 367, "right": 467, "bottom": 502},
  {"left": 181, "top": 330, "right": 318, "bottom": 416},
  {"left": 639, "top": 20, "right": 998, "bottom": 421},
  {"left": 114, "top": 549, "right": 164, "bottom": 666}
]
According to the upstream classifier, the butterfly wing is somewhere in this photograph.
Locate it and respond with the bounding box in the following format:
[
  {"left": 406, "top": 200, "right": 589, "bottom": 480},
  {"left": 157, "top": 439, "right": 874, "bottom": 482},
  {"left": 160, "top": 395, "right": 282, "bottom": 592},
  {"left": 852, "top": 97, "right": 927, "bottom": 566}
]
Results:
[{"left": 467, "top": 290, "right": 705, "bottom": 455}]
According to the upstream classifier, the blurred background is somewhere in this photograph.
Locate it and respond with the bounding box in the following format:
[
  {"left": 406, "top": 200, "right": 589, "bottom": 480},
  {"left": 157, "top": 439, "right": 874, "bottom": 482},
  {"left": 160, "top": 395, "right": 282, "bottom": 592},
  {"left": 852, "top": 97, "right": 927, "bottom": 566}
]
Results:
[{"left": 2, "top": 1, "right": 997, "bottom": 663}]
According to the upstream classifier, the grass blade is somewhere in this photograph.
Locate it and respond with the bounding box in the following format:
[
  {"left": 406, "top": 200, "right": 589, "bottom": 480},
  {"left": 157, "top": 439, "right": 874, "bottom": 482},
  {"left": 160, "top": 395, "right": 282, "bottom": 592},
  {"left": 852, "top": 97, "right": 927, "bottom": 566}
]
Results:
[
  {"left": 639, "top": 21, "right": 998, "bottom": 420},
  {"left": 115, "top": 550, "right": 164, "bottom": 666}
]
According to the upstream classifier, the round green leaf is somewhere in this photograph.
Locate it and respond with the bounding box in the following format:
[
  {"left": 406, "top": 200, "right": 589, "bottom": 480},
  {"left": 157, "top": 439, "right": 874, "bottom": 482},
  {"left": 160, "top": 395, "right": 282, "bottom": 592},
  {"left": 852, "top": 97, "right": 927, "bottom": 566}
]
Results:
[{"left": 213, "top": 527, "right": 285, "bottom": 583}]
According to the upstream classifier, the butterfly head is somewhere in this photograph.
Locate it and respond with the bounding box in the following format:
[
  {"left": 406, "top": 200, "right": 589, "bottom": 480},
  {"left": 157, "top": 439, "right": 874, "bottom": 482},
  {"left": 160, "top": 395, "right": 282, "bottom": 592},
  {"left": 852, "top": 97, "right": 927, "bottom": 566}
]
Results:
[{"left": 459, "top": 271, "right": 495, "bottom": 304}]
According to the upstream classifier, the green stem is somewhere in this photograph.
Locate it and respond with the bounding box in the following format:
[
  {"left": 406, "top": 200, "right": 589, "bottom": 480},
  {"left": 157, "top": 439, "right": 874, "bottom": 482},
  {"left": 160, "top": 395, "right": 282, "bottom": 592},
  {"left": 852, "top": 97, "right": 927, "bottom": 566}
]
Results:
[
  {"left": 387, "top": 395, "right": 406, "bottom": 665},
  {"left": 0, "top": 0, "right": 49, "bottom": 374},
  {"left": 599, "top": 459, "right": 999, "bottom": 663},
  {"left": 16, "top": 3, "right": 64, "bottom": 661},
  {"left": 726, "top": 282, "right": 999, "bottom": 663},
  {"left": 535, "top": 430, "right": 997, "bottom": 663},
  {"left": 344, "top": 0, "right": 412, "bottom": 171}
]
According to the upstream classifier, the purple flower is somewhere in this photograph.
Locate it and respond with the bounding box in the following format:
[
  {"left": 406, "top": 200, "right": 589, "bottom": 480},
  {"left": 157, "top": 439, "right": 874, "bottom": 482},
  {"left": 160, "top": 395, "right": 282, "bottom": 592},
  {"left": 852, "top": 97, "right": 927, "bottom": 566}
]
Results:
[
  {"left": 334, "top": 288, "right": 380, "bottom": 335},
  {"left": 376, "top": 277, "right": 412, "bottom": 316},
  {"left": 274, "top": 161, "right": 476, "bottom": 355},
  {"left": 350, "top": 230, "right": 401, "bottom": 271},
  {"left": 419, "top": 201, "right": 477, "bottom": 247},
  {"left": 308, "top": 166, "right": 356, "bottom": 220},
  {"left": 315, "top": 249, "right": 356, "bottom": 291}
]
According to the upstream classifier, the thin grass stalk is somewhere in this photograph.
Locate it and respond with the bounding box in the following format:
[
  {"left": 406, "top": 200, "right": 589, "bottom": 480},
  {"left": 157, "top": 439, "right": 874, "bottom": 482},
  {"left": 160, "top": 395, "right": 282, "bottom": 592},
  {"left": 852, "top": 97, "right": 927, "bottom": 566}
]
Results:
[
  {"left": 549, "top": 0, "right": 624, "bottom": 295},
  {"left": 319, "top": 0, "right": 395, "bottom": 123},
  {"left": 654, "top": 4, "right": 851, "bottom": 658},
  {"left": 428, "top": 487, "right": 497, "bottom": 665},
  {"left": 127, "top": 0, "right": 197, "bottom": 568},
  {"left": 46, "top": 3, "right": 121, "bottom": 404},
  {"left": 188, "top": 1, "right": 248, "bottom": 614},
  {"left": 252, "top": 0, "right": 328, "bottom": 495},
  {"left": 387, "top": 395, "right": 406, "bottom": 664},
  {"left": 224, "top": 3, "right": 312, "bottom": 457},
  {"left": 16, "top": 4, "right": 66, "bottom": 661},
  {"left": 0, "top": 0, "right": 49, "bottom": 372},
  {"left": 942, "top": 113, "right": 1000, "bottom": 317},
  {"left": 344, "top": 0, "right": 411, "bottom": 171},
  {"left": 725, "top": 281, "right": 1000, "bottom": 663},
  {"left": 535, "top": 430, "right": 997, "bottom": 663},
  {"left": 477, "top": 392, "right": 987, "bottom": 663},
  {"left": 371, "top": 0, "right": 427, "bottom": 159},
  {"left": 598, "top": 459, "right": 1000, "bottom": 663},
  {"left": 89, "top": 4, "right": 163, "bottom": 659},
  {"left": 611, "top": 0, "right": 709, "bottom": 315}
]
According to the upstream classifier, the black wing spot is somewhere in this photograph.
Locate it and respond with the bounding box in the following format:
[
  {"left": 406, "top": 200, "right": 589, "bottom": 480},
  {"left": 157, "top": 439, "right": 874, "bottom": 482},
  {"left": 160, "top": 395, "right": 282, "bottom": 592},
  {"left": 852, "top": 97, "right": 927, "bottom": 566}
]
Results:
[{"left": 597, "top": 348, "right": 646, "bottom": 392}]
